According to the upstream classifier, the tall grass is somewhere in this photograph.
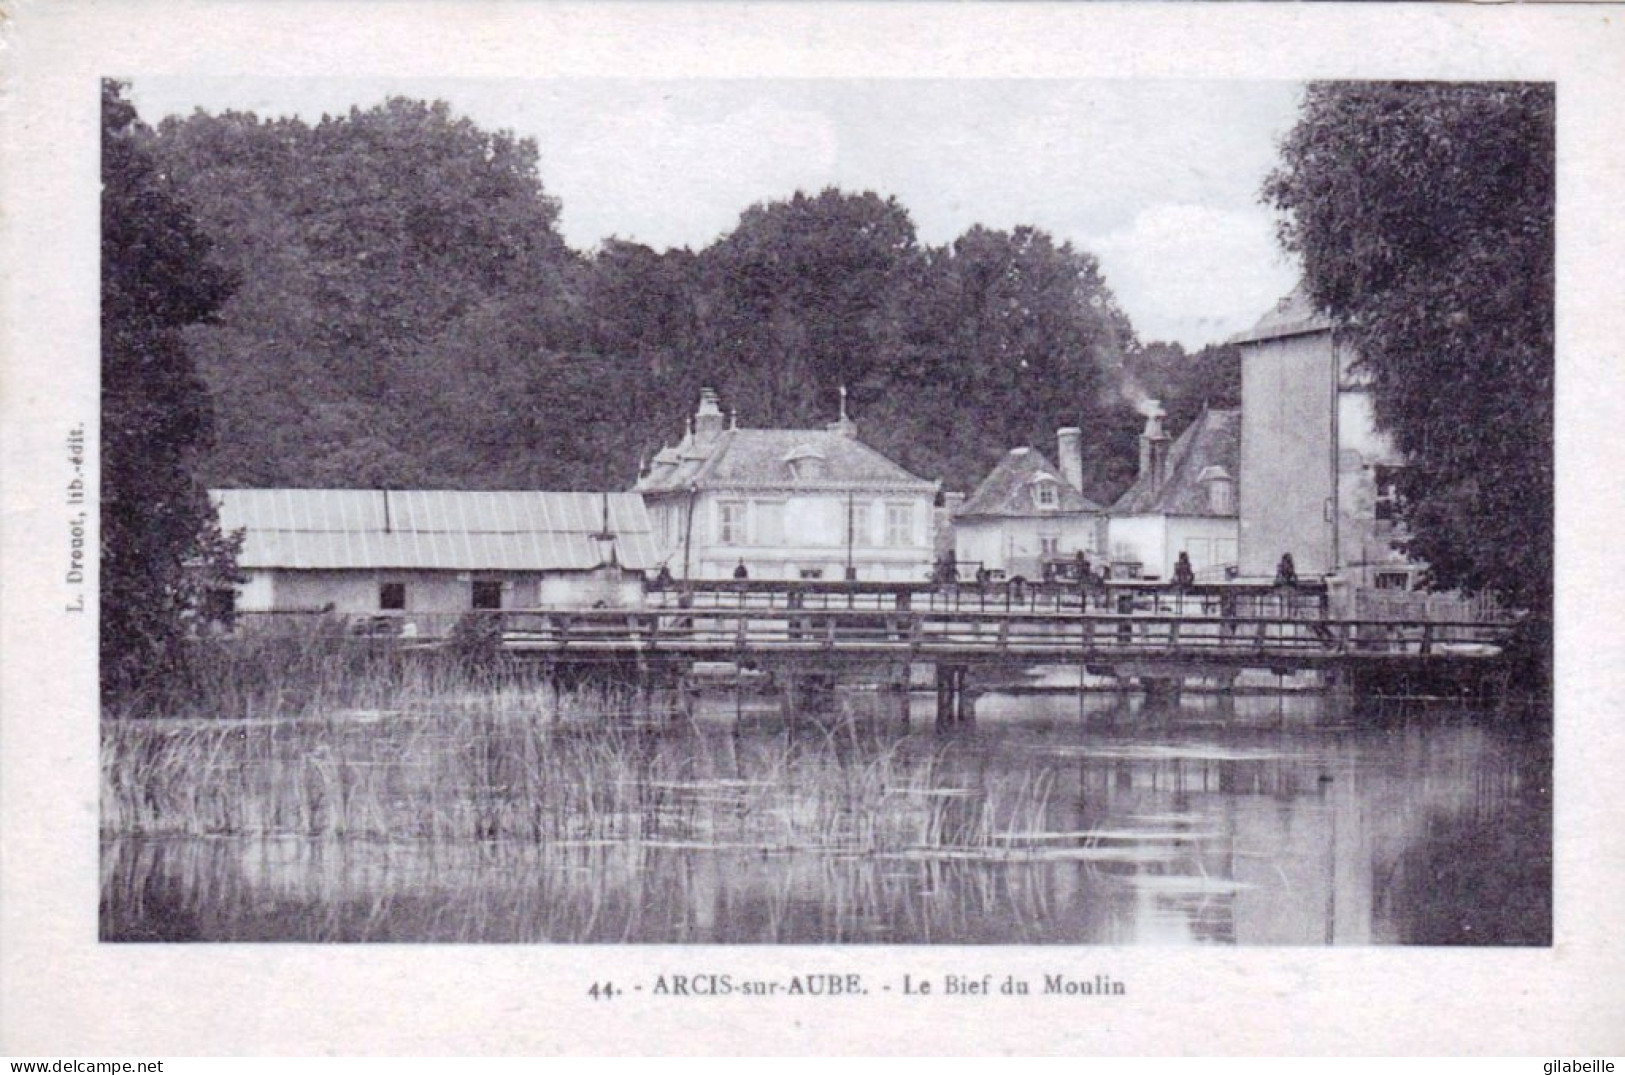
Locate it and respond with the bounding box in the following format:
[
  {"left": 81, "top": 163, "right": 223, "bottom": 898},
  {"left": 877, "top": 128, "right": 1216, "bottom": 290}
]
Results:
[
  {"left": 103, "top": 630, "right": 1071, "bottom": 853},
  {"left": 101, "top": 631, "right": 1218, "bottom": 942},
  {"left": 101, "top": 703, "right": 1070, "bottom": 855}
]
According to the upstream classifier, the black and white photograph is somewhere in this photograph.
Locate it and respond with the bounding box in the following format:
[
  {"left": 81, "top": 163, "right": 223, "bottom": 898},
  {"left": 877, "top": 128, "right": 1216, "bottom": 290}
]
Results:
[
  {"left": 3, "top": 0, "right": 1621, "bottom": 1057},
  {"left": 94, "top": 74, "right": 1554, "bottom": 948}
]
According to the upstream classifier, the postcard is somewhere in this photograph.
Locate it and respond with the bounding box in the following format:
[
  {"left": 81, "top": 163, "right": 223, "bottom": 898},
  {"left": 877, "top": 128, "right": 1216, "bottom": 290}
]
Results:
[{"left": 2, "top": 0, "right": 1622, "bottom": 1056}]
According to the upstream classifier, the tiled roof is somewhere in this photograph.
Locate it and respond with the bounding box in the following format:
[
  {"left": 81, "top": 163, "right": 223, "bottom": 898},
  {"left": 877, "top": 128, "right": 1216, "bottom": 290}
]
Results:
[
  {"left": 634, "top": 428, "right": 934, "bottom": 494},
  {"left": 214, "top": 489, "right": 659, "bottom": 571},
  {"left": 1110, "top": 409, "right": 1240, "bottom": 517},
  {"left": 1229, "top": 283, "right": 1333, "bottom": 345},
  {"left": 956, "top": 446, "right": 1104, "bottom": 518}
]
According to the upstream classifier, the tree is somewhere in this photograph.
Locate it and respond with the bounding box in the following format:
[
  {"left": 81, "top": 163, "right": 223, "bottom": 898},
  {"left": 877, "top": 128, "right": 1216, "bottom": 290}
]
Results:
[
  {"left": 146, "top": 98, "right": 581, "bottom": 489},
  {"left": 1264, "top": 82, "right": 1554, "bottom": 615},
  {"left": 873, "top": 225, "right": 1138, "bottom": 497},
  {"left": 1118, "top": 339, "right": 1241, "bottom": 435},
  {"left": 145, "top": 101, "right": 1153, "bottom": 504},
  {"left": 101, "top": 80, "right": 239, "bottom": 707},
  {"left": 695, "top": 188, "right": 920, "bottom": 426}
]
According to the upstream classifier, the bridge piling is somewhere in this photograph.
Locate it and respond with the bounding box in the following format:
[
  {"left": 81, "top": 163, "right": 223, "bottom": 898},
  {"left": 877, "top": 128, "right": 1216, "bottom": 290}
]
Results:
[
  {"left": 935, "top": 664, "right": 973, "bottom": 726},
  {"left": 1143, "top": 676, "right": 1183, "bottom": 707}
]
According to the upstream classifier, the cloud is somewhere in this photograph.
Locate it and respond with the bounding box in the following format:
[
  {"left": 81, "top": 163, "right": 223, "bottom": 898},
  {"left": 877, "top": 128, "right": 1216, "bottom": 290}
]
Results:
[
  {"left": 1093, "top": 203, "right": 1299, "bottom": 349},
  {"left": 548, "top": 97, "right": 841, "bottom": 250}
]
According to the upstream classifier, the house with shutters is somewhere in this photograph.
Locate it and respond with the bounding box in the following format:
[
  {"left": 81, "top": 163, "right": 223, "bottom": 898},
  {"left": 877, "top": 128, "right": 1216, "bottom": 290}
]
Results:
[
  {"left": 952, "top": 428, "right": 1106, "bottom": 580},
  {"left": 212, "top": 488, "right": 659, "bottom": 628},
  {"left": 1106, "top": 404, "right": 1241, "bottom": 581},
  {"left": 633, "top": 388, "right": 940, "bottom": 582}
]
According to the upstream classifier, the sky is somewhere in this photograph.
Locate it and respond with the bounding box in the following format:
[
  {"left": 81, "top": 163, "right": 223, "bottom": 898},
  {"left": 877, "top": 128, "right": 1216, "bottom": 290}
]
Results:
[{"left": 129, "top": 77, "right": 1305, "bottom": 350}]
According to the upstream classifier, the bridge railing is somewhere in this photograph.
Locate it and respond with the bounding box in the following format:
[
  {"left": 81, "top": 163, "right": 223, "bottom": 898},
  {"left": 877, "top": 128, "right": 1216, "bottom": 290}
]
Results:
[
  {"left": 644, "top": 580, "right": 1331, "bottom": 620},
  {"left": 486, "top": 607, "right": 1508, "bottom": 658},
  {"left": 227, "top": 603, "right": 1510, "bottom": 659}
]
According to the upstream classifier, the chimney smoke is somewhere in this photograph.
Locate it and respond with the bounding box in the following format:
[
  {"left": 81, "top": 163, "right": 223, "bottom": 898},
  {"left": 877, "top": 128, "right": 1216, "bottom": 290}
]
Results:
[
  {"left": 1057, "top": 427, "right": 1084, "bottom": 493},
  {"left": 1139, "top": 401, "right": 1170, "bottom": 488}
]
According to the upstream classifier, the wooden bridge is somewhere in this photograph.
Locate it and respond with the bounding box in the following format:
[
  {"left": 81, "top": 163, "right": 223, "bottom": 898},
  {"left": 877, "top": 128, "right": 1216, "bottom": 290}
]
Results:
[{"left": 241, "top": 579, "right": 1518, "bottom": 720}]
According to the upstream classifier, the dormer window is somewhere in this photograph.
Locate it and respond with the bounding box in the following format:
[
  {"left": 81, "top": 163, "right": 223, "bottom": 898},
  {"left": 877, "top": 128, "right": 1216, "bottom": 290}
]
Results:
[
  {"left": 1197, "top": 466, "right": 1235, "bottom": 515},
  {"left": 784, "top": 445, "right": 827, "bottom": 482},
  {"left": 1031, "top": 476, "right": 1059, "bottom": 511}
]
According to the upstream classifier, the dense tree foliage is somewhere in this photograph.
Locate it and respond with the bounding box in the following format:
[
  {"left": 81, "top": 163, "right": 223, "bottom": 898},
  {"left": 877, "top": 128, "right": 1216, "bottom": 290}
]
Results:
[
  {"left": 101, "top": 81, "right": 240, "bottom": 706},
  {"left": 1265, "top": 82, "right": 1554, "bottom": 614},
  {"left": 864, "top": 225, "right": 1140, "bottom": 498},
  {"left": 144, "top": 98, "right": 1157, "bottom": 503},
  {"left": 1117, "top": 339, "right": 1241, "bottom": 434},
  {"left": 145, "top": 99, "right": 583, "bottom": 487}
]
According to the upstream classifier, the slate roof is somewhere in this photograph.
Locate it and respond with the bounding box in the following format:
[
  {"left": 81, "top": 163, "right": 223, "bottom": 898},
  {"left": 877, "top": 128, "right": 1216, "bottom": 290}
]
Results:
[
  {"left": 1229, "top": 283, "right": 1333, "bottom": 345},
  {"left": 956, "top": 446, "right": 1104, "bottom": 518},
  {"left": 1110, "top": 409, "right": 1240, "bottom": 518},
  {"left": 634, "top": 428, "right": 935, "bottom": 494},
  {"left": 214, "top": 489, "right": 659, "bottom": 571}
]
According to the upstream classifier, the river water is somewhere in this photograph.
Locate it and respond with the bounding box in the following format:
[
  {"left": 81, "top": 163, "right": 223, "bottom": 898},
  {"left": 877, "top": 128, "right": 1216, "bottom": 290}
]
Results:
[{"left": 101, "top": 691, "right": 1550, "bottom": 945}]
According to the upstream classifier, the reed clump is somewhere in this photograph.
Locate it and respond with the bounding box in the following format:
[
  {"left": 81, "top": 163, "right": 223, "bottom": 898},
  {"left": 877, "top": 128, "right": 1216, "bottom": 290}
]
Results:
[
  {"left": 103, "top": 629, "right": 1068, "bottom": 858},
  {"left": 101, "top": 708, "right": 1057, "bottom": 855}
]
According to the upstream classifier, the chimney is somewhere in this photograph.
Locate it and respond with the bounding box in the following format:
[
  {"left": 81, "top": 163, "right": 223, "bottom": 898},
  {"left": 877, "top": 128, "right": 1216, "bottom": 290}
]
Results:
[
  {"left": 1056, "top": 427, "right": 1084, "bottom": 493},
  {"left": 694, "top": 387, "right": 725, "bottom": 443},
  {"left": 826, "top": 384, "right": 858, "bottom": 438},
  {"left": 1139, "top": 401, "right": 1171, "bottom": 489}
]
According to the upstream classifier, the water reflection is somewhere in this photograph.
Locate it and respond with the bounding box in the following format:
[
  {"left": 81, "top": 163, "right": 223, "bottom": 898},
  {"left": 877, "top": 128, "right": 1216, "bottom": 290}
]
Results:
[{"left": 101, "top": 693, "right": 1550, "bottom": 945}]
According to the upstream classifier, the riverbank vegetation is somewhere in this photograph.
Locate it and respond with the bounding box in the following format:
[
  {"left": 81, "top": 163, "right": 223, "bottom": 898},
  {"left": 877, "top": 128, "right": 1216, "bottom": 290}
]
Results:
[
  {"left": 1265, "top": 82, "right": 1554, "bottom": 619},
  {"left": 103, "top": 645, "right": 1073, "bottom": 866},
  {"left": 138, "top": 96, "right": 1244, "bottom": 501}
]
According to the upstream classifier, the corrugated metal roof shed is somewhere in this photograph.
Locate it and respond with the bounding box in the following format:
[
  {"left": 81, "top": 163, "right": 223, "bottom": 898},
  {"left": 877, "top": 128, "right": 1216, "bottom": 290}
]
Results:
[{"left": 214, "top": 490, "right": 659, "bottom": 571}]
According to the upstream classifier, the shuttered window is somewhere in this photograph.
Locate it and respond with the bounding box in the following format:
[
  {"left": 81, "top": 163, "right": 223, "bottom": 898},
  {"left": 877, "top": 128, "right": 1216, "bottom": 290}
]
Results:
[{"left": 885, "top": 503, "right": 914, "bottom": 547}]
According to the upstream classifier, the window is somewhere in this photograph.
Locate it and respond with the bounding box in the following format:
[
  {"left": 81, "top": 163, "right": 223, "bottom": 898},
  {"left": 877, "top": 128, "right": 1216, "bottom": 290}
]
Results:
[
  {"left": 471, "top": 580, "right": 503, "bottom": 610},
  {"left": 718, "top": 500, "right": 746, "bottom": 545},
  {"left": 1374, "top": 466, "right": 1406, "bottom": 522},
  {"left": 788, "top": 456, "right": 826, "bottom": 481},
  {"left": 799, "top": 568, "right": 824, "bottom": 580},
  {"left": 754, "top": 500, "right": 786, "bottom": 546},
  {"left": 1374, "top": 570, "right": 1413, "bottom": 591},
  {"left": 847, "top": 502, "right": 870, "bottom": 547},
  {"left": 885, "top": 502, "right": 914, "bottom": 547},
  {"left": 1197, "top": 466, "right": 1235, "bottom": 515},
  {"left": 379, "top": 582, "right": 406, "bottom": 611},
  {"left": 1039, "top": 533, "right": 1060, "bottom": 558},
  {"left": 1034, "top": 481, "right": 1058, "bottom": 509}
]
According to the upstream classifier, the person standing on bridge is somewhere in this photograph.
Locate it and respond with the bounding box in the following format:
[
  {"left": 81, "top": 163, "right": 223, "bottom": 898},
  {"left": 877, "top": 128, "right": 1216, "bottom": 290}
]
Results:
[
  {"left": 1173, "top": 551, "right": 1195, "bottom": 591},
  {"left": 1275, "top": 553, "right": 1298, "bottom": 588},
  {"left": 733, "top": 559, "right": 750, "bottom": 580}
]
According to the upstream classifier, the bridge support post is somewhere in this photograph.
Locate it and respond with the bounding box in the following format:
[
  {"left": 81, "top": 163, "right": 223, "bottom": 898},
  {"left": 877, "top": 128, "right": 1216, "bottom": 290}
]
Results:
[
  {"left": 1143, "top": 676, "right": 1183, "bottom": 707},
  {"left": 1214, "top": 669, "right": 1238, "bottom": 723},
  {"left": 935, "top": 663, "right": 972, "bottom": 726},
  {"left": 778, "top": 670, "right": 837, "bottom": 720},
  {"left": 1325, "top": 666, "right": 1356, "bottom": 710}
]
